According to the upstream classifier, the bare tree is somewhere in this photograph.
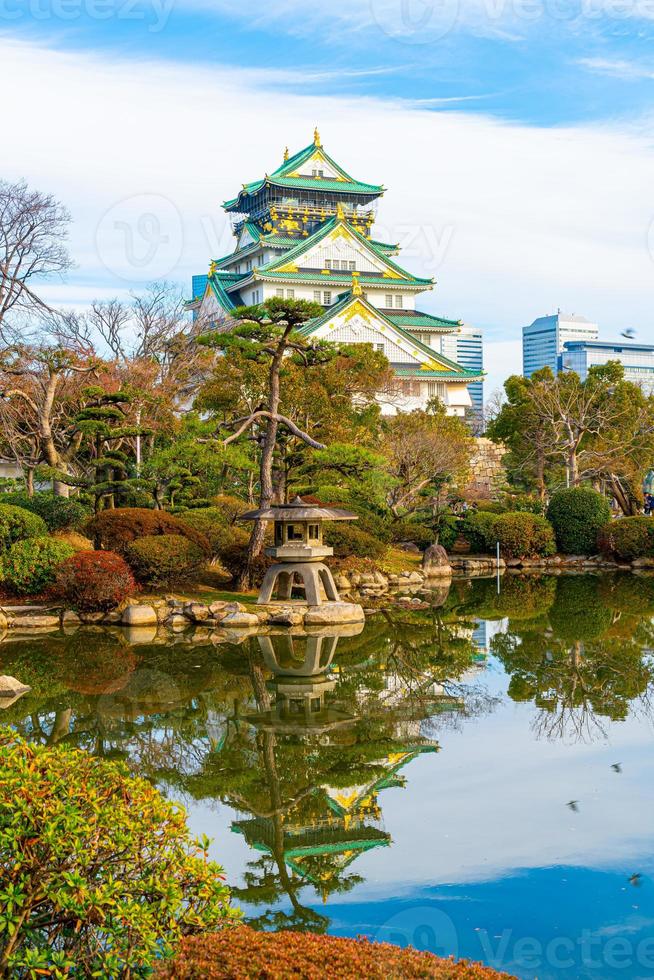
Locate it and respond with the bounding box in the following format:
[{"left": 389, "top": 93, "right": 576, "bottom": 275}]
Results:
[
  {"left": 0, "top": 345, "right": 99, "bottom": 495},
  {"left": 0, "top": 180, "right": 72, "bottom": 340}
]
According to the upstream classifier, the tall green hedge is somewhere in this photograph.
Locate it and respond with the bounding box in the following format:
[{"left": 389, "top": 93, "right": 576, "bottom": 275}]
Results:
[{"left": 546, "top": 487, "right": 611, "bottom": 554}]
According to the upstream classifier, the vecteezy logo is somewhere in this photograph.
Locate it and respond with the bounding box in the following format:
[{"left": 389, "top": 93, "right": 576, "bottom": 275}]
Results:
[
  {"left": 375, "top": 904, "right": 459, "bottom": 958},
  {"left": 95, "top": 193, "right": 183, "bottom": 282},
  {"left": 369, "top": 0, "right": 460, "bottom": 44}
]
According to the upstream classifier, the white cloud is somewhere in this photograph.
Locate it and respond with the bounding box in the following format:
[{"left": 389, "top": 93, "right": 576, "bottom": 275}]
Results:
[
  {"left": 2, "top": 36, "right": 654, "bottom": 393},
  {"left": 578, "top": 57, "right": 654, "bottom": 80}
]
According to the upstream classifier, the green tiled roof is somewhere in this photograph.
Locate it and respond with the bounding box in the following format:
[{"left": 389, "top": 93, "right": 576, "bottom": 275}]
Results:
[
  {"left": 224, "top": 175, "right": 383, "bottom": 210},
  {"left": 390, "top": 312, "right": 461, "bottom": 330},
  {"left": 393, "top": 366, "right": 482, "bottom": 381},
  {"left": 222, "top": 140, "right": 384, "bottom": 210},
  {"left": 261, "top": 216, "right": 432, "bottom": 285},
  {"left": 298, "top": 293, "right": 479, "bottom": 381},
  {"left": 208, "top": 272, "right": 245, "bottom": 312},
  {"left": 371, "top": 239, "right": 400, "bottom": 254},
  {"left": 256, "top": 270, "right": 430, "bottom": 288},
  {"left": 270, "top": 141, "right": 356, "bottom": 181}
]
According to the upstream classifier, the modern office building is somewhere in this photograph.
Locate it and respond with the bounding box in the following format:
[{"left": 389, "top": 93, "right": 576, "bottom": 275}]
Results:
[
  {"left": 522, "top": 312, "right": 598, "bottom": 378},
  {"left": 561, "top": 339, "right": 654, "bottom": 394},
  {"left": 452, "top": 324, "right": 484, "bottom": 417}
]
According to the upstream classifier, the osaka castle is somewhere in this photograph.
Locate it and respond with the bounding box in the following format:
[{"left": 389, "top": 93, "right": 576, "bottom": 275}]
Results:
[{"left": 190, "top": 129, "right": 481, "bottom": 416}]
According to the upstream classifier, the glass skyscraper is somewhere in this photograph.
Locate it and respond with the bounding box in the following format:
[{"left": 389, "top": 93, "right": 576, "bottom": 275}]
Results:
[{"left": 522, "top": 312, "right": 598, "bottom": 378}]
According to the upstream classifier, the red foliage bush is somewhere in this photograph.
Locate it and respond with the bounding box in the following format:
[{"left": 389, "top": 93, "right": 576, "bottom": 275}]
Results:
[
  {"left": 54, "top": 550, "right": 137, "bottom": 612},
  {"left": 156, "top": 926, "right": 510, "bottom": 979},
  {"left": 87, "top": 507, "right": 210, "bottom": 556}
]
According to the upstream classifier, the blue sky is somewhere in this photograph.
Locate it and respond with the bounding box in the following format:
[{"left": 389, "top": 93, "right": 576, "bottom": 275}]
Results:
[{"left": 2, "top": 0, "right": 654, "bottom": 392}]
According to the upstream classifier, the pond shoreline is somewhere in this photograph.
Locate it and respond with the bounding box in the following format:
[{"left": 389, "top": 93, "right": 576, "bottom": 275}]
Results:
[{"left": 0, "top": 559, "right": 652, "bottom": 636}]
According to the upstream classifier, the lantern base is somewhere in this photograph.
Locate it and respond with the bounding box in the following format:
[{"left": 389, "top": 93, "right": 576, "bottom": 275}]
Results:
[{"left": 258, "top": 561, "right": 340, "bottom": 606}]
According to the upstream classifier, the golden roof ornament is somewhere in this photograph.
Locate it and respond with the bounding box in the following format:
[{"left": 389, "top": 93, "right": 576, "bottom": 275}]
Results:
[
  {"left": 314, "top": 126, "right": 321, "bottom": 146},
  {"left": 283, "top": 146, "right": 289, "bottom": 161},
  {"left": 336, "top": 202, "right": 345, "bottom": 221},
  {"left": 351, "top": 271, "right": 362, "bottom": 297}
]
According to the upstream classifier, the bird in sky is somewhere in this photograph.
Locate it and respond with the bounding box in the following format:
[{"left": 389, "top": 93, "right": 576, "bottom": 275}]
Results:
[
  {"left": 567, "top": 801, "right": 580, "bottom": 812},
  {"left": 629, "top": 873, "right": 643, "bottom": 887},
  {"left": 621, "top": 328, "right": 636, "bottom": 339},
  {"left": 611, "top": 763, "right": 622, "bottom": 773}
]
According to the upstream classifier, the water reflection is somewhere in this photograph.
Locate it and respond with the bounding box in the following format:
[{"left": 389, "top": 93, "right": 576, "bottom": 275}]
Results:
[{"left": 3, "top": 572, "right": 654, "bottom": 961}]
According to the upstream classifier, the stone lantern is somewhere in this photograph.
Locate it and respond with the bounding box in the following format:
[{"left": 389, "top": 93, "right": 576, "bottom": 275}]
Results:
[{"left": 239, "top": 496, "right": 357, "bottom": 606}]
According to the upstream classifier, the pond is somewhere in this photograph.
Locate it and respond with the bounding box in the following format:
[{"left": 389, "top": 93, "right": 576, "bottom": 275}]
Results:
[{"left": 3, "top": 572, "right": 654, "bottom": 979}]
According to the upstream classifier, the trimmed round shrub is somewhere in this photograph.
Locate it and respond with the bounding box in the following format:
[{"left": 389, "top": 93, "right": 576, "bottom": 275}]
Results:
[
  {"left": 156, "top": 926, "right": 509, "bottom": 979},
  {"left": 324, "top": 524, "right": 387, "bottom": 560},
  {"left": 494, "top": 512, "right": 555, "bottom": 559},
  {"left": 125, "top": 534, "right": 206, "bottom": 586},
  {"left": 87, "top": 507, "right": 210, "bottom": 556},
  {"left": 1, "top": 536, "right": 76, "bottom": 595},
  {"left": 461, "top": 511, "right": 499, "bottom": 553},
  {"left": 0, "top": 503, "right": 47, "bottom": 552},
  {"left": 0, "top": 728, "right": 236, "bottom": 978},
  {"left": 388, "top": 519, "right": 435, "bottom": 550},
  {"left": 209, "top": 493, "right": 247, "bottom": 524},
  {"left": 54, "top": 550, "right": 137, "bottom": 612},
  {"left": 547, "top": 487, "right": 611, "bottom": 555},
  {"left": 474, "top": 500, "right": 506, "bottom": 514},
  {"left": 178, "top": 507, "right": 242, "bottom": 559},
  {"left": 3, "top": 491, "right": 89, "bottom": 531},
  {"left": 598, "top": 516, "right": 654, "bottom": 561}
]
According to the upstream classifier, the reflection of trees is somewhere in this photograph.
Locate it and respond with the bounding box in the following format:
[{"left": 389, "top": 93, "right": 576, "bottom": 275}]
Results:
[
  {"left": 493, "top": 575, "right": 654, "bottom": 742},
  {"left": 1, "top": 607, "right": 497, "bottom": 931}
]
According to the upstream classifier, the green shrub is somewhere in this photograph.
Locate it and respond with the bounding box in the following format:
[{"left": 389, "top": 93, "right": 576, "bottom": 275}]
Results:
[
  {"left": 3, "top": 491, "right": 89, "bottom": 531},
  {"left": 178, "top": 508, "right": 242, "bottom": 559},
  {"left": 597, "top": 516, "right": 654, "bottom": 561},
  {"left": 156, "top": 926, "right": 509, "bottom": 980},
  {"left": 209, "top": 494, "right": 247, "bottom": 524},
  {"left": 547, "top": 487, "right": 611, "bottom": 554},
  {"left": 125, "top": 534, "right": 206, "bottom": 586},
  {"left": 0, "top": 728, "right": 236, "bottom": 978},
  {"left": 494, "top": 512, "right": 555, "bottom": 559},
  {"left": 0, "top": 503, "right": 47, "bottom": 552},
  {"left": 324, "top": 524, "right": 387, "bottom": 560},
  {"left": 474, "top": 500, "right": 507, "bottom": 514},
  {"left": 461, "top": 511, "right": 499, "bottom": 552},
  {"left": 87, "top": 507, "right": 210, "bottom": 555},
  {"left": 1, "top": 537, "right": 76, "bottom": 595},
  {"left": 388, "top": 519, "right": 435, "bottom": 550},
  {"left": 501, "top": 493, "right": 546, "bottom": 516}
]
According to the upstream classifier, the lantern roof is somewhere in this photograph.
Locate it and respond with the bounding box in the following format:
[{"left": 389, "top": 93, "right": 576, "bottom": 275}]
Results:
[{"left": 239, "top": 495, "right": 357, "bottom": 523}]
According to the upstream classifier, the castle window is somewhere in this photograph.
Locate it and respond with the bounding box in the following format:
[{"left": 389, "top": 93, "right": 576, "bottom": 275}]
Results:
[
  {"left": 375, "top": 343, "right": 384, "bottom": 353},
  {"left": 313, "top": 290, "right": 321, "bottom": 303},
  {"left": 394, "top": 295, "right": 403, "bottom": 309},
  {"left": 276, "top": 289, "right": 284, "bottom": 298},
  {"left": 348, "top": 261, "right": 356, "bottom": 271},
  {"left": 325, "top": 259, "right": 332, "bottom": 269},
  {"left": 385, "top": 294, "right": 393, "bottom": 308},
  {"left": 286, "top": 289, "right": 295, "bottom": 298},
  {"left": 323, "top": 291, "right": 332, "bottom": 305},
  {"left": 428, "top": 381, "right": 447, "bottom": 401}
]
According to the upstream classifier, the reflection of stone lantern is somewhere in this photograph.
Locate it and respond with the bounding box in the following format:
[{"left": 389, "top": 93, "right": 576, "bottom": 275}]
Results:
[
  {"left": 239, "top": 496, "right": 357, "bottom": 607},
  {"left": 245, "top": 626, "right": 363, "bottom": 734}
]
